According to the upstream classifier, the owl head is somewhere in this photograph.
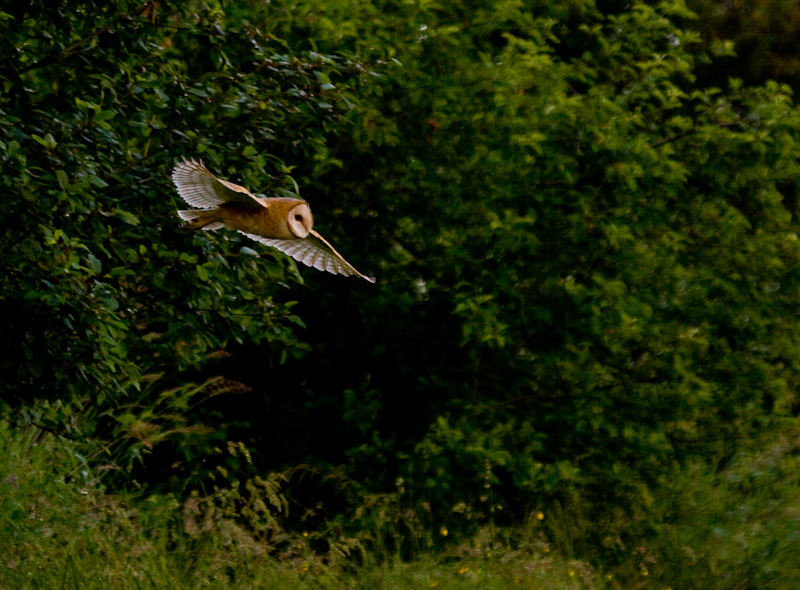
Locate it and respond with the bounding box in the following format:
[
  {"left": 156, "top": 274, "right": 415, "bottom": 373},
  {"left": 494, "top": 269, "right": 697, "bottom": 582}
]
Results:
[{"left": 287, "top": 202, "right": 313, "bottom": 238}]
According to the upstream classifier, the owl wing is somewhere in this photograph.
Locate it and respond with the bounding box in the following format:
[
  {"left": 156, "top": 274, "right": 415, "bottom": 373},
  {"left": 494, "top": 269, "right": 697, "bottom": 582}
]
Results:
[
  {"left": 172, "top": 157, "right": 264, "bottom": 209},
  {"left": 240, "top": 229, "right": 376, "bottom": 283}
]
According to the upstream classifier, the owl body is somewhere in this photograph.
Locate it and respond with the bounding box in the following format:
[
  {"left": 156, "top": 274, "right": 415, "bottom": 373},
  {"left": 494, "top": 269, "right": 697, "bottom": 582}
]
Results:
[
  {"left": 190, "top": 197, "right": 311, "bottom": 239},
  {"left": 250, "top": 198, "right": 307, "bottom": 239},
  {"left": 172, "top": 158, "right": 375, "bottom": 282}
]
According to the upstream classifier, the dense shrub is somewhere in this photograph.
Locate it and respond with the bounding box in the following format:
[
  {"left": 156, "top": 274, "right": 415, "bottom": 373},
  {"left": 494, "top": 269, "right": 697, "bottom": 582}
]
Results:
[
  {"left": 0, "top": 0, "right": 375, "bottom": 468},
  {"left": 274, "top": 0, "right": 800, "bottom": 546},
  {"left": 5, "top": 0, "right": 800, "bottom": 585}
]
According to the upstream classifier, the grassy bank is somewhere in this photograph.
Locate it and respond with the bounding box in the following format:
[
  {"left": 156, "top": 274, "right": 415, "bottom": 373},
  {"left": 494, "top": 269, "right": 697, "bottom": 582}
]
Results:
[
  {"left": 0, "top": 422, "right": 603, "bottom": 590},
  {"left": 4, "top": 418, "right": 800, "bottom": 590}
]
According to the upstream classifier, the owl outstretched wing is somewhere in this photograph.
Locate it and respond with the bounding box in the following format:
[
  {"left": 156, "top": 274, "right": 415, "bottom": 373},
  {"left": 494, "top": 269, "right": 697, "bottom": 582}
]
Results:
[
  {"left": 240, "top": 229, "right": 376, "bottom": 283},
  {"left": 172, "top": 158, "right": 264, "bottom": 209}
]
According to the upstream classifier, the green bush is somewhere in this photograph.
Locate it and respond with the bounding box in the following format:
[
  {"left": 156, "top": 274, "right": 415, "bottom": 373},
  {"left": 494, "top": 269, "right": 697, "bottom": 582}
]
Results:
[
  {"left": 264, "top": 0, "right": 800, "bottom": 567},
  {"left": 0, "top": 420, "right": 604, "bottom": 589},
  {"left": 5, "top": 0, "right": 800, "bottom": 585},
  {"left": 0, "top": 0, "right": 374, "bottom": 468}
]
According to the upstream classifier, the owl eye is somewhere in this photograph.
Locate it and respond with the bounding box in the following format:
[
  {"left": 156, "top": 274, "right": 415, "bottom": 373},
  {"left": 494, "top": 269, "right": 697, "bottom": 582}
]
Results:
[{"left": 295, "top": 214, "right": 303, "bottom": 221}]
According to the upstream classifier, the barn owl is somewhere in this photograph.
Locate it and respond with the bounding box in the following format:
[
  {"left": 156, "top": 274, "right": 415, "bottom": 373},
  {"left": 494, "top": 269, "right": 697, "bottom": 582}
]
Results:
[{"left": 172, "top": 158, "right": 375, "bottom": 283}]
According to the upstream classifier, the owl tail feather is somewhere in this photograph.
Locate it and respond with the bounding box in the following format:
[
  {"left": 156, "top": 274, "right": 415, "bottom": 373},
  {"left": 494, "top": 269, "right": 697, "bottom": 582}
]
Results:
[{"left": 178, "top": 209, "right": 225, "bottom": 231}]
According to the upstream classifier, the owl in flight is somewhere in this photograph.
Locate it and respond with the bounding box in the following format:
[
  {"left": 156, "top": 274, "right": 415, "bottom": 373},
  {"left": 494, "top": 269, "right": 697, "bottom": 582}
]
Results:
[{"left": 172, "top": 158, "right": 375, "bottom": 283}]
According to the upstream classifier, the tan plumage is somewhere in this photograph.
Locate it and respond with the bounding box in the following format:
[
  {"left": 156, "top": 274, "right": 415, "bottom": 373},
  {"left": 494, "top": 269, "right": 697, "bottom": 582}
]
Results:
[{"left": 172, "top": 158, "right": 375, "bottom": 283}]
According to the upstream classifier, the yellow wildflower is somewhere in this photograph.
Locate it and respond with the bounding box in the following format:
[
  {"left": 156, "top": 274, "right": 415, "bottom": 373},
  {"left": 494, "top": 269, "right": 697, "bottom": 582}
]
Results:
[{"left": 440, "top": 526, "right": 448, "bottom": 537}]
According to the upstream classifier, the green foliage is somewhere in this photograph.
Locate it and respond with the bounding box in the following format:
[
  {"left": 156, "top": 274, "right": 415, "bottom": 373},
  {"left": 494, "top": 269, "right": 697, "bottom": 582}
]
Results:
[
  {"left": 647, "top": 428, "right": 800, "bottom": 589},
  {"left": 6, "top": 0, "right": 800, "bottom": 586},
  {"left": 0, "top": 422, "right": 602, "bottom": 589},
  {"left": 0, "top": 0, "right": 372, "bottom": 462},
  {"left": 263, "top": 0, "right": 800, "bottom": 572}
]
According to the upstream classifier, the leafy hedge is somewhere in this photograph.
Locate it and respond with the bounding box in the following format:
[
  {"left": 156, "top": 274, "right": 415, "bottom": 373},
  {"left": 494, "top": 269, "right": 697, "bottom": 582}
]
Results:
[
  {"left": 4, "top": 0, "right": 800, "bottom": 582},
  {"left": 1, "top": 0, "right": 375, "bottom": 463}
]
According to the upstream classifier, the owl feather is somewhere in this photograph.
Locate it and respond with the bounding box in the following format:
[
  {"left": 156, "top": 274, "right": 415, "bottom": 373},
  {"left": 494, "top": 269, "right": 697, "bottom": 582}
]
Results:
[{"left": 172, "top": 158, "right": 375, "bottom": 283}]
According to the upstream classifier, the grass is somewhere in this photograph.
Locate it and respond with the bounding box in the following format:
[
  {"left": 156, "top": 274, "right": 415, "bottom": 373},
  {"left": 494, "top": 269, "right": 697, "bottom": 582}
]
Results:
[
  {"left": 5, "top": 417, "right": 800, "bottom": 590},
  {"left": 0, "top": 422, "right": 605, "bottom": 590}
]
